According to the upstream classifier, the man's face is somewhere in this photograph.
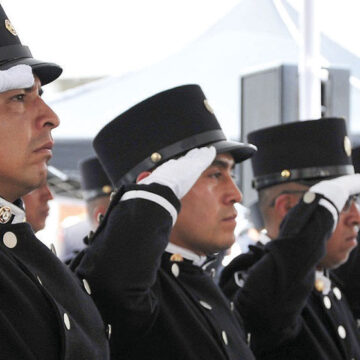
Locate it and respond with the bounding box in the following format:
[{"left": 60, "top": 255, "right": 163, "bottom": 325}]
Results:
[
  {"left": 0, "top": 76, "right": 59, "bottom": 201},
  {"left": 170, "top": 153, "right": 242, "bottom": 255},
  {"left": 319, "top": 201, "right": 360, "bottom": 269},
  {"left": 23, "top": 182, "right": 53, "bottom": 233}
]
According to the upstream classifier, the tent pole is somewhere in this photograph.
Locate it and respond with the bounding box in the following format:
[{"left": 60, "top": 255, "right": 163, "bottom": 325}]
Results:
[{"left": 298, "top": 0, "right": 321, "bottom": 120}]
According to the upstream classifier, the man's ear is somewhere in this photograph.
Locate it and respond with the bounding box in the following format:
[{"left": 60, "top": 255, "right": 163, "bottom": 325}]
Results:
[
  {"left": 136, "top": 171, "right": 152, "bottom": 183},
  {"left": 274, "top": 194, "right": 294, "bottom": 218},
  {"left": 93, "top": 205, "right": 107, "bottom": 226}
]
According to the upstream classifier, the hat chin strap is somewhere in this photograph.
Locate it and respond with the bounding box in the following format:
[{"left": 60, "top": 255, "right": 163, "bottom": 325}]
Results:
[
  {"left": 253, "top": 164, "right": 355, "bottom": 190},
  {"left": 115, "top": 129, "right": 225, "bottom": 188}
]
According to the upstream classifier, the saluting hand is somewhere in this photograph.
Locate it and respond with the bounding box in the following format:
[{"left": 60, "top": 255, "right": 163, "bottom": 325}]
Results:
[
  {"left": 309, "top": 173, "right": 360, "bottom": 214},
  {"left": 139, "top": 146, "right": 216, "bottom": 199}
]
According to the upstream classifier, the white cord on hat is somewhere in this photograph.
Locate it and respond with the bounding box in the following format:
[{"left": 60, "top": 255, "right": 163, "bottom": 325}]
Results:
[{"left": 0, "top": 64, "right": 34, "bottom": 93}]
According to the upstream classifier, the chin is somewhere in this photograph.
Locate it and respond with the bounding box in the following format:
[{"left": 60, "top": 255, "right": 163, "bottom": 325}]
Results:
[
  {"left": 216, "top": 238, "right": 235, "bottom": 253},
  {"left": 327, "top": 257, "right": 348, "bottom": 270}
]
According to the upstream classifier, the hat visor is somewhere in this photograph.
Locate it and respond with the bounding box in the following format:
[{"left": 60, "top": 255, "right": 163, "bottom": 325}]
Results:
[
  {"left": 1, "top": 57, "right": 62, "bottom": 86},
  {"left": 211, "top": 140, "right": 257, "bottom": 163}
]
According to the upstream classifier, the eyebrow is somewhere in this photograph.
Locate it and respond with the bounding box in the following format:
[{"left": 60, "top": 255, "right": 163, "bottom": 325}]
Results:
[
  {"left": 25, "top": 85, "right": 43, "bottom": 96},
  {"left": 210, "top": 159, "right": 235, "bottom": 170}
]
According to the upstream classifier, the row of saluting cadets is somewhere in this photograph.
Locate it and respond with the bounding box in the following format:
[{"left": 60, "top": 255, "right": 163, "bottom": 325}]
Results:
[{"left": 1, "top": 3, "right": 360, "bottom": 359}]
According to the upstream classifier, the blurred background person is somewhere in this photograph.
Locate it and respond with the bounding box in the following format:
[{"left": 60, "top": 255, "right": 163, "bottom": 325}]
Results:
[
  {"left": 23, "top": 181, "right": 53, "bottom": 233},
  {"left": 80, "top": 156, "right": 113, "bottom": 230},
  {"left": 333, "top": 145, "right": 360, "bottom": 323},
  {"left": 61, "top": 156, "right": 113, "bottom": 262}
]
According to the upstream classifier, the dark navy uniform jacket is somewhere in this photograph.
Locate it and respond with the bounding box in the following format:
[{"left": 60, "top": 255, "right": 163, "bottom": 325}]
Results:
[
  {"left": 220, "top": 195, "right": 360, "bottom": 360},
  {"left": 75, "top": 183, "right": 256, "bottom": 360},
  {"left": 333, "top": 239, "right": 360, "bottom": 324},
  {"left": 0, "top": 199, "right": 110, "bottom": 359}
]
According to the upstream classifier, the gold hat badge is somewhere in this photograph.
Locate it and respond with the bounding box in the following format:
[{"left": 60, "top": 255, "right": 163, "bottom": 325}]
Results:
[{"left": 5, "top": 19, "right": 17, "bottom": 36}]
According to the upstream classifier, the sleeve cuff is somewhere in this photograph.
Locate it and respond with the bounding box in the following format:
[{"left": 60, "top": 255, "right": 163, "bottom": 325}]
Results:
[
  {"left": 318, "top": 198, "right": 338, "bottom": 232},
  {"left": 120, "top": 186, "right": 179, "bottom": 225}
]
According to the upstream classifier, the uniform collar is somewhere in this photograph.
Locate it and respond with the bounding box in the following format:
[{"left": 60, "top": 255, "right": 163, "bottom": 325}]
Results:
[
  {"left": 0, "top": 197, "right": 26, "bottom": 224},
  {"left": 165, "top": 242, "right": 207, "bottom": 267},
  {"left": 315, "top": 270, "right": 331, "bottom": 295},
  {"left": 258, "top": 229, "right": 271, "bottom": 245}
]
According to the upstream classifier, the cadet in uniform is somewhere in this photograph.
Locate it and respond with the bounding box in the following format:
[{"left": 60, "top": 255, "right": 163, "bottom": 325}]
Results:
[
  {"left": 0, "top": 5, "right": 110, "bottom": 359},
  {"left": 74, "top": 87, "right": 360, "bottom": 359},
  {"left": 333, "top": 145, "right": 360, "bottom": 322},
  {"left": 220, "top": 118, "right": 360, "bottom": 359},
  {"left": 75, "top": 84, "right": 258, "bottom": 360},
  {"left": 23, "top": 180, "right": 53, "bottom": 233},
  {"left": 80, "top": 156, "right": 113, "bottom": 230},
  {"left": 62, "top": 156, "right": 113, "bottom": 263}
]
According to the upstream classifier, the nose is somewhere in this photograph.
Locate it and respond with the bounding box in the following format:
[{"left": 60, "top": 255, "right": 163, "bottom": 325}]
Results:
[
  {"left": 40, "top": 184, "right": 54, "bottom": 201},
  {"left": 37, "top": 97, "right": 60, "bottom": 130},
  {"left": 346, "top": 201, "right": 360, "bottom": 227},
  {"left": 224, "top": 176, "right": 242, "bottom": 205},
  {"left": 45, "top": 185, "right": 54, "bottom": 201}
]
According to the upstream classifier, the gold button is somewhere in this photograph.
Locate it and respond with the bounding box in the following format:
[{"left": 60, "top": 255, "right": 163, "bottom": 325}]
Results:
[
  {"left": 3, "top": 231, "right": 17, "bottom": 248},
  {"left": 102, "top": 185, "right": 112, "bottom": 194},
  {"left": 170, "top": 253, "right": 184, "bottom": 262},
  {"left": 204, "top": 99, "right": 214, "bottom": 114},
  {"left": 5, "top": 19, "right": 17, "bottom": 36},
  {"left": 0, "top": 206, "right": 12, "bottom": 224},
  {"left": 151, "top": 152, "right": 162, "bottom": 163},
  {"left": 101, "top": 185, "right": 112, "bottom": 194},
  {"left": 315, "top": 278, "right": 324, "bottom": 292},
  {"left": 281, "top": 169, "right": 291, "bottom": 178},
  {"left": 344, "top": 136, "right": 352, "bottom": 157}
]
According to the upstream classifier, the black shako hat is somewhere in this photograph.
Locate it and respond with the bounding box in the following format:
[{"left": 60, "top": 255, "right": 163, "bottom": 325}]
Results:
[
  {"left": 352, "top": 146, "right": 360, "bottom": 174},
  {"left": 94, "top": 84, "right": 257, "bottom": 188},
  {"left": 0, "top": 5, "right": 62, "bottom": 85},
  {"left": 248, "top": 117, "right": 354, "bottom": 190},
  {"left": 80, "top": 157, "right": 113, "bottom": 202}
]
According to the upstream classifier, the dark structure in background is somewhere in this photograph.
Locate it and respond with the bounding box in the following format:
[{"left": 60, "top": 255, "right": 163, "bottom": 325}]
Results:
[
  {"left": 48, "top": 139, "right": 95, "bottom": 198},
  {"left": 239, "top": 64, "right": 350, "bottom": 207},
  {"left": 238, "top": 64, "right": 354, "bottom": 229}
]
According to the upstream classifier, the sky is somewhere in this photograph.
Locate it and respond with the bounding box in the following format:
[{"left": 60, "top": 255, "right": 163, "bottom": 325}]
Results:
[{"left": 3, "top": 0, "right": 360, "bottom": 80}]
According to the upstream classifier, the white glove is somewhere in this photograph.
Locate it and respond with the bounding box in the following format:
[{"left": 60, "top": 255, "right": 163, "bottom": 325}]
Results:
[
  {"left": 139, "top": 146, "right": 216, "bottom": 199},
  {"left": 309, "top": 174, "right": 360, "bottom": 213},
  {"left": 0, "top": 64, "right": 34, "bottom": 93}
]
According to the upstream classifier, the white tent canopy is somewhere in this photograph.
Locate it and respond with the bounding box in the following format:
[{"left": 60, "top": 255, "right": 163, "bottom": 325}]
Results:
[{"left": 47, "top": 0, "right": 360, "bottom": 141}]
